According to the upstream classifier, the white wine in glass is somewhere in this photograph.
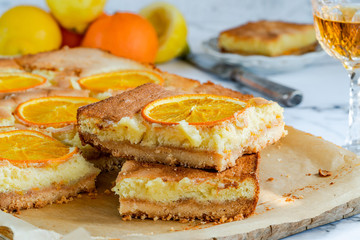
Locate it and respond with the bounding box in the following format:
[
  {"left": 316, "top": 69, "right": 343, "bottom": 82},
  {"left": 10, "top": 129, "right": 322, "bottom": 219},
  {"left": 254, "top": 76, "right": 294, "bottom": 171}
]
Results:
[{"left": 312, "top": 0, "right": 360, "bottom": 154}]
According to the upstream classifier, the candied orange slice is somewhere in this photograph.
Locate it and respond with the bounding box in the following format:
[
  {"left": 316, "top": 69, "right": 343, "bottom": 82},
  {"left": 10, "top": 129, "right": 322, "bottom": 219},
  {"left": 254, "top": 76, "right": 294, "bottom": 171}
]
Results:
[
  {"left": 142, "top": 94, "right": 247, "bottom": 125},
  {"left": 0, "top": 130, "right": 78, "bottom": 167},
  {"left": 0, "top": 72, "right": 46, "bottom": 93},
  {"left": 77, "top": 70, "right": 164, "bottom": 92},
  {"left": 15, "top": 96, "right": 97, "bottom": 127}
]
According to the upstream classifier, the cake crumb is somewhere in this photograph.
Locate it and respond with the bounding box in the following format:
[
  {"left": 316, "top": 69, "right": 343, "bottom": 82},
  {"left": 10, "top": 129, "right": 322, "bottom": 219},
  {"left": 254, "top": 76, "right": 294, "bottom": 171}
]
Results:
[
  {"left": 88, "top": 191, "right": 98, "bottom": 199},
  {"left": 266, "top": 177, "right": 274, "bottom": 182},
  {"left": 305, "top": 173, "right": 311, "bottom": 176},
  {"left": 319, "top": 169, "right": 332, "bottom": 177},
  {"left": 179, "top": 218, "right": 189, "bottom": 223},
  {"left": 170, "top": 227, "right": 175, "bottom": 232},
  {"left": 122, "top": 215, "right": 132, "bottom": 221},
  {"left": 104, "top": 189, "right": 111, "bottom": 195},
  {"left": 153, "top": 216, "right": 159, "bottom": 221},
  {"left": 330, "top": 182, "right": 335, "bottom": 185},
  {"left": 219, "top": 216, "right": 227, "bottom": 223},
  {"left": 292, "top": 195, "right": 304, "bottom": 200},
  {"left": 56, "top": 196, "right": 73, "bottom": 204}
]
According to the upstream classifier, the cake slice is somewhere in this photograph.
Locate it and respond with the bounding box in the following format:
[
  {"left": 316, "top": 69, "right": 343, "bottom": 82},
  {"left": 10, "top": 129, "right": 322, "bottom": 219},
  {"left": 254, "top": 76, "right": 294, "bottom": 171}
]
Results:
[
  {"left": 0, "top": 88, "right": 124, "bottom": 171},
  {"left": 218, "top": 20, "right": 317, "bottom": 56},
  {"left": 112, "top": 153, "right": 259, "bottom": 221},
  {"left": 0, "top": 129, "right": 100, "bottom": 211},
  {"left": 78, "top": 83, "right": 286, "bottom": 171}
]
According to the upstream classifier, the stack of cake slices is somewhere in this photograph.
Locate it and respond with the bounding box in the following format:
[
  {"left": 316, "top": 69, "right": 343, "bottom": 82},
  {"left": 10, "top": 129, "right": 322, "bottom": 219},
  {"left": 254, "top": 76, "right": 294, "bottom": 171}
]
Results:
[{"left": 78, "top": 83, "right": 287, "bottom": 222}]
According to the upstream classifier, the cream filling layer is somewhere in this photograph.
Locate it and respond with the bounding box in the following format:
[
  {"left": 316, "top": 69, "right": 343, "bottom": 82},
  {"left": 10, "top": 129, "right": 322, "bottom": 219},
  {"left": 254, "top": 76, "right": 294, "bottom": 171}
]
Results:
[
  {"left": 113, "top": 177, "right": 256, "bottom": 202},
  {"left": 79, "top": 101, "right": 285, "bottom": 152},
  {"left": 0, "top": 153, "right": 100, "bottom": 193}
]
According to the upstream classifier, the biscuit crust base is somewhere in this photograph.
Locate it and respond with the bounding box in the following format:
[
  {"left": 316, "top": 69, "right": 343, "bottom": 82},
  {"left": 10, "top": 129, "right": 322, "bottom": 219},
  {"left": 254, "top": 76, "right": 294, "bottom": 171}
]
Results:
[
  {"left": 0, "top": 173, "right": 98, "bottom": 212},
  {"left": 119, "top": 197, "right": 258, "bottom": 222},
  {"left": 79, "top": 123, "right": 283, "bottom": 172},
  {"left": 79, "top": 131, "right": 238, "bottom": 171}
]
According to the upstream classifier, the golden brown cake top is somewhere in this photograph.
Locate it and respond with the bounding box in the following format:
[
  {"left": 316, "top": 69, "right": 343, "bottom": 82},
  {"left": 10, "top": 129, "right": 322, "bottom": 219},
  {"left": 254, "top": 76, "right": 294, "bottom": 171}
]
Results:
[
  {"left": 220, "top": 20, "right": 314, "bottom": 41},
  {"left": 77, "top": 83, "right": 177, "bottom": 122},
  {"left": 161, "top": 71, "right": 201, "bottom": 92},
  {"left": 0, "top": 59, "right": 22, "bottom": 70},
  {"left": 193, "top": 81, "right": 253, "bottom": 100},
  {"left": 15, "top": 47, "right": 158, "bottom": 77},
  {"left": 117, "top": 153, "right": 259, "bottom": 182}
]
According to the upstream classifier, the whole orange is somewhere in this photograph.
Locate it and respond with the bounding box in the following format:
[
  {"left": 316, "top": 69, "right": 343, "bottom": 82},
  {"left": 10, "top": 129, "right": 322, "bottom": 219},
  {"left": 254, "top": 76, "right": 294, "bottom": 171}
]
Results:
[{"left": 82, "top": 12, "right": 158, "bottom": 63}]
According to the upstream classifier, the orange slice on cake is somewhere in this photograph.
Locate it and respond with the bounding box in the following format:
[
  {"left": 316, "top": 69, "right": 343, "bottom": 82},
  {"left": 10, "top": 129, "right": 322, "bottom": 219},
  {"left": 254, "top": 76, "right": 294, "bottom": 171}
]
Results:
[
  {"left": 14, "top": 96, "right": 97, "bottom": 128},
  {"left": 141, "top": 94, "right": 247, "bottom": 125},
  {"left": 0, "top": 72, "right": 46, "bottom": 93},
  {"left": 0, "top": 130, "right": 78, "bottom": 167},
  {"left": 77, "top": 70, "right": 164, "bottom": 92}
]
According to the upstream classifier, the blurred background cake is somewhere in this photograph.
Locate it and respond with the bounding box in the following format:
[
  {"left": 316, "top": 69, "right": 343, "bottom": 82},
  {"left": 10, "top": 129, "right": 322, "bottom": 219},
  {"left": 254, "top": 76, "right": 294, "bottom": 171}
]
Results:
[{"left": 218, "top": 20, "right": 317, "bottom": 56}]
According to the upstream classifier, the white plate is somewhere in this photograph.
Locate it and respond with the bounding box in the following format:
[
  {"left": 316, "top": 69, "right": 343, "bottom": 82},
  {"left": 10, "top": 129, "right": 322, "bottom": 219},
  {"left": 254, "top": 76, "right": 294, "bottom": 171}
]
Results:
[{"left": 202, "top": 38, "right": 334, "bottom": 75}]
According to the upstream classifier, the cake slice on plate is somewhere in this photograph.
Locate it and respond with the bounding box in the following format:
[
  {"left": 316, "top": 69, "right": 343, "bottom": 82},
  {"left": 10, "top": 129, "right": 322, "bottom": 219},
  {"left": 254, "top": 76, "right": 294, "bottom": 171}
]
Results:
[
  {"left": 78, "top": 83, "right": 286, "bottom": 171},
  {"left": 112, "top": 153, "right": 259, "bottom": 221},
  {"left": 218, "top": 20, "right": 317, "bottom": 56}
]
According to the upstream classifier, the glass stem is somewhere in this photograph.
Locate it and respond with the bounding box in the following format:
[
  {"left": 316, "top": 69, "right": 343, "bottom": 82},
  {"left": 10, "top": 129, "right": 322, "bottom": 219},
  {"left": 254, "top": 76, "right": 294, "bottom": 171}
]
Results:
[{"left": 346, "top": 69, "right": 360, "bottom": 153}]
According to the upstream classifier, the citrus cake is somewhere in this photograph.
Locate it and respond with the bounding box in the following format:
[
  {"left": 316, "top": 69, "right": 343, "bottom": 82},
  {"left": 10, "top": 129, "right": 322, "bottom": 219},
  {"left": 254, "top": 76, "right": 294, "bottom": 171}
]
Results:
[
  {"left": 218, "top": 20, "right": 317, "bottom": 56},
  {"left": 0, "top": 129, "right": 100, "bottom": 211},
  {"left": 112, "top": 153, "right": 259, "bottom": 221},
  {"left": 77, "top": 83, "right": 286, "bottom": 171},
  {"left": 14, "top": 47, "right": 200, "bottom": 96},
  {"left": 0, "top": 89, "right": 122, "bottom": 171},
  {"left": 0, "top": 48, "right": 253, "bottom": 171}
]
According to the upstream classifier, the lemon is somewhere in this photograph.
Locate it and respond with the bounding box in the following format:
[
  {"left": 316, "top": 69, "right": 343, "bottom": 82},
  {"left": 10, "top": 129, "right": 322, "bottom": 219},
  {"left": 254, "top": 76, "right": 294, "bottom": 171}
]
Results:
[
  {"left": 0, "top": 6, "right": 61, "bottom": 56},
  {"left": 140, "top": 2, "right": 188, "bottom": 63},
  {"left": 46, "top": 0, "right": 107, "bottom": 34}
]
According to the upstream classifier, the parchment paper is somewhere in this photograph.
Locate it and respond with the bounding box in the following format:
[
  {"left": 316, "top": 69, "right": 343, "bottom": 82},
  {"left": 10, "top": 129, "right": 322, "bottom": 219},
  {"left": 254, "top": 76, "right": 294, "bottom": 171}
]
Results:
[{"left": 2, "top": 126, "right": 360, "bottom": 240}]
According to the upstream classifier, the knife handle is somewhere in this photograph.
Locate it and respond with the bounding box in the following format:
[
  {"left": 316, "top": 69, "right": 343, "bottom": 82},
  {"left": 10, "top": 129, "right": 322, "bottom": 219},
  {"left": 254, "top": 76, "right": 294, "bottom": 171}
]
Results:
[{"left": 232, "top": 70, "right": 303, "bottom": 107}]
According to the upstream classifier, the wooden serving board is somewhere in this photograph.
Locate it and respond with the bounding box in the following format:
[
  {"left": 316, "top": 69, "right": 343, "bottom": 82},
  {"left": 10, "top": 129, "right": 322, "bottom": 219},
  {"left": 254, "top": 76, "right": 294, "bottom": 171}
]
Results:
[{"left": 11, "top": 127, "right": 360, "bottom": 239}]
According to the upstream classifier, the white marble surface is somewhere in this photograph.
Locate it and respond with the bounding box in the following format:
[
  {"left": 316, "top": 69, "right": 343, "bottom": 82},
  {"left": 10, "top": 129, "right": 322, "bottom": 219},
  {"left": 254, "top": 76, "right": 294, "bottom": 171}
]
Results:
[{"left": 0, "top": 0, "right": 359, "bottom": 239}]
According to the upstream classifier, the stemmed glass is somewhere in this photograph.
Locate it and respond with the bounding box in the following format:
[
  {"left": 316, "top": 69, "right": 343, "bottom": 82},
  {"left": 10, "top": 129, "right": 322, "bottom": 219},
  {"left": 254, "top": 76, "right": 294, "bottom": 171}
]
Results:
[{"left": 312, "top": 0, "right": 360, "bottom": 154}]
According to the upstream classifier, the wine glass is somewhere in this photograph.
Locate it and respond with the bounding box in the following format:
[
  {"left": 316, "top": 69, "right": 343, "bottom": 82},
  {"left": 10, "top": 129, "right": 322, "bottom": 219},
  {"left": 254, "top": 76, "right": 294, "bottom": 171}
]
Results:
[{"left": 312, "top": 0, "right": 360, "bottom": 154}]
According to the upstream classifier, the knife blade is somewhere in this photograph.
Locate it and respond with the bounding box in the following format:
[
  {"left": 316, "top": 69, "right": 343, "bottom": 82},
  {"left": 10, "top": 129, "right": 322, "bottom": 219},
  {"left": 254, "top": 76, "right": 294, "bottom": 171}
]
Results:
[{"left": 183, "top": 52, "right": 303, "bottom": 107}]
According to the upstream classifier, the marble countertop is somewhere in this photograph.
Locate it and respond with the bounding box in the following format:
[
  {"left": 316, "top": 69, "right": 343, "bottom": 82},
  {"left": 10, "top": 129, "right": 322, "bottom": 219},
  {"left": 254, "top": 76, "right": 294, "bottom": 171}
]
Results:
[{"left": 0, "top": 0, "right": 359, "bottom": 239}]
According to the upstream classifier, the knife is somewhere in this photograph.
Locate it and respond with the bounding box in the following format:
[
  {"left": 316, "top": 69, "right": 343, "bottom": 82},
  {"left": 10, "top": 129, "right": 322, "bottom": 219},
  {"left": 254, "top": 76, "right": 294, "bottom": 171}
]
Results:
[{"left": 183, "top": 52, "right": 303, "bottom": 107}]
